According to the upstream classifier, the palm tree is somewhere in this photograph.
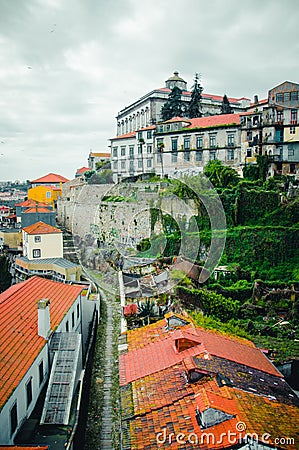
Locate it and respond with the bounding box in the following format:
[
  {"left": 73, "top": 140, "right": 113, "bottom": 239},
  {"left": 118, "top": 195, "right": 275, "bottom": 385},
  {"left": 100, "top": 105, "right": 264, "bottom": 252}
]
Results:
[{"left": 137, "top": 299, "right": 160, "bottom": 325}]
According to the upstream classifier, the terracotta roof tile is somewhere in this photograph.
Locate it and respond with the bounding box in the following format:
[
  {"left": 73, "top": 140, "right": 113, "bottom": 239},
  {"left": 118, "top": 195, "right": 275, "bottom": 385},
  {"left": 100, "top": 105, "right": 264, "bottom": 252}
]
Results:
[
  {"left": 15, "top": 199, "right": 50, "bottom": 208},
  {"left": 0, "top": 447, "right": 48, "bottom": 449},
  {"left": 0, "top": 276, "right": 83, "bottom": 409},
  {"left": 76, "top": 166, "right": 90, "bottom": 174},
  {"left": 30, "top": 173, "right": 69, "bottom": 184},
  {"left": 23, "top": 221, "right": 62, "bottom": 235},
  {"left": 24, "top": 207, "right": 52, "bottom": 213}
]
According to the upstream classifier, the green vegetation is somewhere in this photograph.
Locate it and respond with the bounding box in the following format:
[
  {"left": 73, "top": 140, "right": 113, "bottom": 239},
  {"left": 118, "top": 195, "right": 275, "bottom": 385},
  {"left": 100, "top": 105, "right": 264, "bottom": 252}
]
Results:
[
  {"left": 140, "top": 161, "right": 299, "bottom": 363},
  {"left": 0, "top": 255, "right": 12, "bottom": 293}
]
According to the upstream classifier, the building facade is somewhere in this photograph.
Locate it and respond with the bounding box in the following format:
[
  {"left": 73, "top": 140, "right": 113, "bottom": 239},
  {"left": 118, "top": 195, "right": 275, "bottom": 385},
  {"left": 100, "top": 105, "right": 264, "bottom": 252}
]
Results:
[
  {"left": 115, "top": 71, "right": 250, "bottom": 137},
  {"left": 0, "top": 276, "right": 98, "bottom": 445},
  {"left": 241, "top": 81, "right": 299, "bottom": 178},
  {"left": 111, "top": 114, "right": 242, "bottom": 182}
]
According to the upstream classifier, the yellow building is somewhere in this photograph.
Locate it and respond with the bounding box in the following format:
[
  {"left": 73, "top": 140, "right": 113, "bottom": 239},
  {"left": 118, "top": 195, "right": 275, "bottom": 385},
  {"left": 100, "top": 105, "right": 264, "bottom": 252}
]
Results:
[{"left": 28, "top": 185, "right": 62, "bottom": 209}]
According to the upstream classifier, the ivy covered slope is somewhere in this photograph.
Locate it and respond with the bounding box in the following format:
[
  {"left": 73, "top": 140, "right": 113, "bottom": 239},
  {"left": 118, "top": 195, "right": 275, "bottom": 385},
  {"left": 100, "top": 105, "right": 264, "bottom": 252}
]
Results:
[{"left": 140, "top": 161, "right": 299, "bottom": 363}]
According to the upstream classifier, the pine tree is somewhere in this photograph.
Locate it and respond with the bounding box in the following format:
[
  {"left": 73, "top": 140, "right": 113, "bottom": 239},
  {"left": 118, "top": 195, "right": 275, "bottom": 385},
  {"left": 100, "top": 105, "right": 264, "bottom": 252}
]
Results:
[
  {"left": 161, "top": 86, "right": 184, "bottom": 121},
  {"left": 188, "top": 73, "right": 203, "bottom": 118},
  {"left": 221, "top": 94, "right": 233, "bottom": 114}
]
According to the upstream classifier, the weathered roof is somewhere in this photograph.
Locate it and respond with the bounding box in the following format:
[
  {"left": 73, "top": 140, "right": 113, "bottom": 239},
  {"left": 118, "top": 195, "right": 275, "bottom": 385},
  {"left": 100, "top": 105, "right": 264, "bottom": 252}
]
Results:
[{"left": 23, "top": 221, "right": 62, "bottom": 235}]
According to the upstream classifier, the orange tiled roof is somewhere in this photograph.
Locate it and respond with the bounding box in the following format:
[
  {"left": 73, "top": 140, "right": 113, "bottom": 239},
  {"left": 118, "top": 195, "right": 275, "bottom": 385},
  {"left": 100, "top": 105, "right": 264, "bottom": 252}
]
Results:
[
  {"left": 24, "top": 207, "right": 52, "bottom": 214},
  {"left": 0, "top": 276, "right": 84, "bottom": 409},
  {"left": 89, "top": 152, "right": 111, "bottom": 157},
  {"left": 188, "top": 113, "right": 240, "bottom": 129},
  {"left": 15, "top": 199, "right": 50, "bottom": 208},
  {"left": 111, "top": 131, "right": 136, "bottom": 140},
  {"left": 23, "top": 221, "right": 62, "bottom": 235},
  {"left": 30, "top": 173, "right": 69, "bottom": 184},
  {"left": 0, "top": 447, "right": 48, "bottom": 449},
  {"left": 76, "top": 166, "right": 90, "bottom": 174}
]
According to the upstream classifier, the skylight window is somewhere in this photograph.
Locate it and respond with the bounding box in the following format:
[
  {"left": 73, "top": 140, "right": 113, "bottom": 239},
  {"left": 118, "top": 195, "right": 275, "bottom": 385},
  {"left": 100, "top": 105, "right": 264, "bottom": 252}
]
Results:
[{"left": 196, "top": 407, "right": 234, "bottom": 429}]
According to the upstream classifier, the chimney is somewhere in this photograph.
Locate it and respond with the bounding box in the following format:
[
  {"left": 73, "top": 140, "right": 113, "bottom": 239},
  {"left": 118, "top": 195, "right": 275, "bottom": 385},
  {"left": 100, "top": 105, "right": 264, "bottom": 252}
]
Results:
[
  {"left": 38, "top": 298, "right": 51, "bottom": 339},
  {"left": 254, "top": 95, "right": 259, "bottom": 105}
]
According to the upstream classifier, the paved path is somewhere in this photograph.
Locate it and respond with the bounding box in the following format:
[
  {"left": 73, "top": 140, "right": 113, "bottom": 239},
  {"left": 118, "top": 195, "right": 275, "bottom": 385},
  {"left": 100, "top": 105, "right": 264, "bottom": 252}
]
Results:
[{"left": 99, "top": 290, "right": 114, "bottom": 450}]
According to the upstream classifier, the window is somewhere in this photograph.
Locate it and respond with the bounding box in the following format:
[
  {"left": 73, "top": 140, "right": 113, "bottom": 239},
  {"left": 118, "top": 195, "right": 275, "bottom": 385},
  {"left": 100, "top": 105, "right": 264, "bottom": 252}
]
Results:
[
  {"left": 227, "top": 134, "right": 234, "bottom": 147},
  {"left": 121, "top": 161, "right": 125, "bottom": 170},
  {"left": 77, "top": 304, "right": 80, "bottom": 319},
  {"left": 196, "top": 136, "right": 203, "bottom": 149},
  {"left": 288, "top": 146, "right": 295, "bottom": 158},
  {"left": 227, "top": 149, "right": 234, "bottom": 160},
  {"left": 247, "top": 149, "right": 252, "bottom": 158},
  {"left": 172, "top": 151, "right": 178, "bottom": 163},
  {"left": 10, "top": 402, "right": 18, "bottom": 436},
  {"left": 157, "top": 153, "right": 162, "bottom": 163},
  {"left": 34, "top": 236, "right": 41, "bottom": 243},
  {"left": 210, "top": 151, "right": 216, "bottom": 160},
  {"left": 39, "top": 361, "right": 44, "bottom": 385},
  {"left": 129, "top": 146, "right": 134, "bottom": 158},
  {"left": 121, "top": 146, "right": 126, "bottom": 156},
  {"left": 184, "top": 137, "right": 190, "bottom": 150},
  {"left": 291, "top": 91, "right": 298, "bottom": 101},
  {"left": 166, "top": 124, "right": 171, "bottom": 131},
  {"left": 284, "top": 92, "right": 290, "bottom": 102},
  {"left": 26, "top": 378, "right": 33, "bottom": 408},
  {"left": 196, "top": 150, "right": 203, "bottom": 161},
  {"left": 291, "top": 109, "right": 297, "bottom": 124},
  {"left": 46, "top": 191, "right": 51, "bottom": 199},
  {"left": 209, "top": 135, "right": 216, "bottom": 148},
  {"left": 159, "top": 125, "right": 163, "bottom": 132},
  {"left": 172, "top": 139, "right": 178, "bottom": 151},
  {"left": 113, "top": 161, "right": 118, "bottom": 170},
  {"left": 290, "top": 126, "right": 296, "bottom": 134},
  {"left": 66, "top": 320, "right": 69, "bottom": 332},
  {"left": 184, "top": 151, "right": 190, "bottom": 161},
  {"left": 276, "top": 93, "right": 283, "bottom": 103},
  {"left": 129, "top": 160, "right": 134, "bottom": 171},
  {"left": 32, "top": 249, "right": 41, "bottom": 258},
  {"left": 138, "top": 160, "right": 143, "bottom": 168},
  {"left": 147, "top": 159, "right": 152, "bottom": 168},
  {"left": 277, "top": 111, "right": 283, "bottom": 122},
  {"left": 138, "top": 131, "right": 142, "bottom": 140},
  {"left": 72, "top": 311, "right": 75, "bottom": 328},
  {"left": 247, "top": 131, "right": 252, "bottom": 141},
  {"left": 113, "top": 147, "right": 117, "bottom": 157},
  {"left": 138, "top": 145, "right": 142, "bottom": 154},
  {"left": 147, "top": 130, "right": 152, "bottom": 139},
  {"left": 147, "top": 145, "right": 152, "bottom": 153}
]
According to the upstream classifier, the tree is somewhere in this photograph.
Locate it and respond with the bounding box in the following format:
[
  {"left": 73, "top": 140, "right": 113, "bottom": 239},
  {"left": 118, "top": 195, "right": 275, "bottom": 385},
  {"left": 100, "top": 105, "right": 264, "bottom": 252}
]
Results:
[
  {"left": 221, "top": 94, "right": 233, "bottom": 114},
  {"left": 161, "top": 86, "right": 184, "bottom": 121},
  {"left": 204, "top": 160, "right": 240, "bottom": 189},
  {"left": 187, "top": 73, "right": 203, "bottom": 118}
]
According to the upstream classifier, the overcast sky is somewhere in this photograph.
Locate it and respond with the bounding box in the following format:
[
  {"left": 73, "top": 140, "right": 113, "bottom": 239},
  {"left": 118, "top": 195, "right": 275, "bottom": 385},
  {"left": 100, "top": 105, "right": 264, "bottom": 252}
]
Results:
[{"left": 0, "top": 0, "right": 298, "bottom": 182}]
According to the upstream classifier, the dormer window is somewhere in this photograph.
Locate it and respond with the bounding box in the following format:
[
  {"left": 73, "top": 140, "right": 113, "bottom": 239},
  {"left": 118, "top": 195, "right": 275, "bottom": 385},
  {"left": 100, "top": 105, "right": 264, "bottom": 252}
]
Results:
[{"left": 196, "top": 407, "right": 235, "bottom": 429}]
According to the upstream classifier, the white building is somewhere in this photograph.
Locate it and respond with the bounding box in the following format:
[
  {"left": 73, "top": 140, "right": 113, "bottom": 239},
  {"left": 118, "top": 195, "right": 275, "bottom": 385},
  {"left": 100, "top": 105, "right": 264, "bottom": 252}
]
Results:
[
  {"left": 0, "top": 276, "right": 98, "bottom": 445},
  {"left": 22, "top": 221, "right": 63, "bottom": 260},
  {"left": 116, "top": 71, "right": 250, "bottom": 136},
  {"left": 111, "top": 114, "right": 242, "bottom": 181}
]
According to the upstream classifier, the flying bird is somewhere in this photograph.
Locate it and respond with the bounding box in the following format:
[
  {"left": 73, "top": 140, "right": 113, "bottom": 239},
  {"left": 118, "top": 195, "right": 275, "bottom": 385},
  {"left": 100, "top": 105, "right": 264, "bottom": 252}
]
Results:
[{"left": 27, "top": 66, "right": 32, "bottom": 69}]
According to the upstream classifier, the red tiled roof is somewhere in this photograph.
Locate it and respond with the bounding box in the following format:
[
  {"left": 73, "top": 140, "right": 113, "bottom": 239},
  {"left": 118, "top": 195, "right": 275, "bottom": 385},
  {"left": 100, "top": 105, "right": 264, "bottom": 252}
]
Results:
[
  {"left": 0, "top": 276, "right": 84, "bottom": 409},
  {"left": 0, "top": 446, "right": 49, "bottom": 449},
  {"left": 24, "top": 207, "right": 52, "bottom": 214},
  {"left": 120, "top": 329, "right": 206, "bottom": 385},
  {"left": 15, "top": 199, "right": 50, "bottom": 208},
  {"left": 157, "top": 87, "right": 249, "bottom": 103},
  {"left": 111, "top": 131, "right": 136, "bottom": 140},
  {"left": 187, "top": 113, "right": 240, "bottom": 129},
  {"left": 30, "top": 173, "right": 69, "bottom": 184},
  {"left": 76, "top": 166, "right": 90, "bottom": 174},
  {"left": 194, "top": 327, "right": 281, "bottom": 377},
  {"left": 23, "top": 221, "right": 62, "bottom": 235}
]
